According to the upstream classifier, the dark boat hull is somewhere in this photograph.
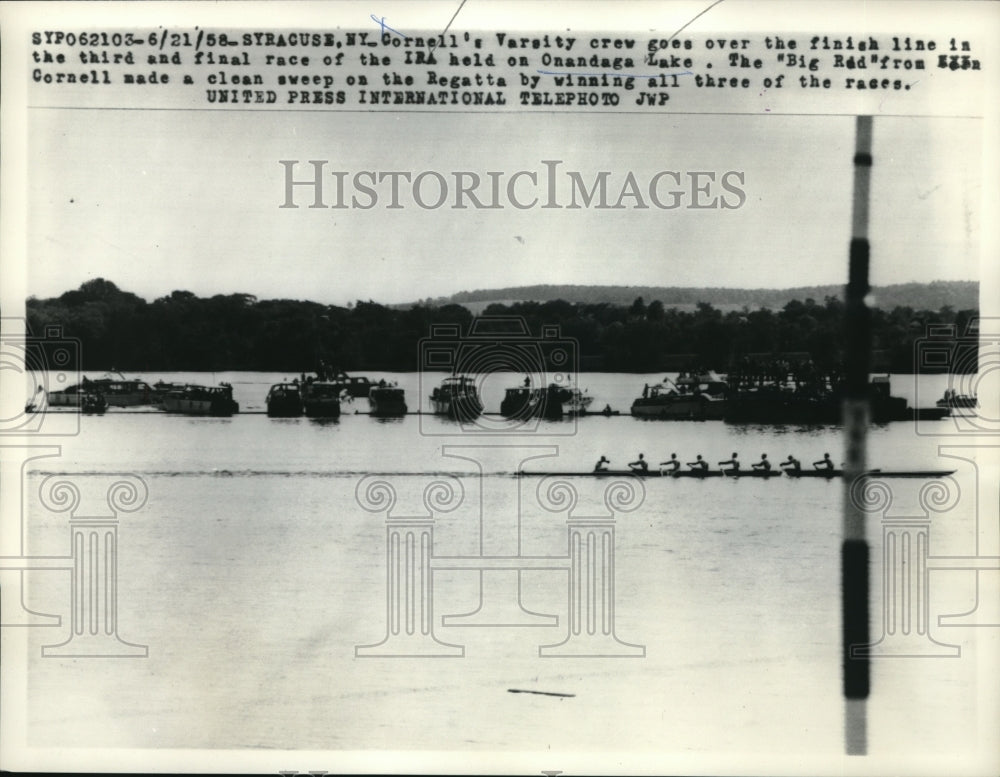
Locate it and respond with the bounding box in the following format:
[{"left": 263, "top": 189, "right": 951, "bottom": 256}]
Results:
[
  {"left": 267, "top": 400, "right": 303, "bottom": 418},
  {"left": 431, "top": 398, "right": 483, "bottom": 421},
  {"left": 304, "top": 400, "right": 341, "bottom": 418},
  {"left": 631, "top": 395, "right": 727, "bottom": 420},
  {"left": 368, "top": 388, "right": 407, "bottom": 417}
]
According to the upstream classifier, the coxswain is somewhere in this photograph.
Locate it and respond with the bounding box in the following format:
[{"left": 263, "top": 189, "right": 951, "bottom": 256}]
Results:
[
  {"left": 687, "top": 454, "right": 709, "bottom": 472},
  {"left": 628, "top": 453, "right": 649, "bottom": 473},
  {"left": 719, "top": 451, "right": 740, "bottom": 473},
  {"left": 813, "top": 453, "right": 834, "bottom": 470},
  {"left": 780, "top": 454, "right": 801, "bottom": 473},
  {"left": 594, "top": 455, "right": 610, "bottom": 472},
  {"left": 660, "top": 453, "right": 681, "bottom": 474},
  {"left": 751, "top": 453, "right": 771, "bottom": 471}
]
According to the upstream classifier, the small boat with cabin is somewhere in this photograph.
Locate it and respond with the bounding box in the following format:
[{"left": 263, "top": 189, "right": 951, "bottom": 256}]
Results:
[
  {"left": 47, "top": 371, "right": 154, "bottom": 407},
  {"left": 630, "top": 372, "right": 729, "bottom": 420},
  {"left": 563, "top": 386, "right": 594, "bottom": 416},
  {"left": 430, "top": 375, "right": 483, "bottom": 421},
  {"left": 368, "top": 382, "right": 407, "bottom": 417},
  {"left": 936, "top": 388, "right": 978, "bottom": 409},
  {"left": 500, "top": 382, "right": 574, "bottom": 421},
  {"left": 266, "top": 382, "right": 304, "bottom": 417},
  {"left": 300, "top": 380, "right": 342, "bottom": 418},
  {"left": 325, "top": 370, "right": 373, "bottom": 399},
  {"left": 161, "top": 383, "right": 239, "bottom": 416}
]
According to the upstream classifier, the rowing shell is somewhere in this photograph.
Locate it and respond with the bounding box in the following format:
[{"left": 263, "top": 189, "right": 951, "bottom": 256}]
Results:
[{"left": 517, "top": 468, "right": 956, "bottom": 479}]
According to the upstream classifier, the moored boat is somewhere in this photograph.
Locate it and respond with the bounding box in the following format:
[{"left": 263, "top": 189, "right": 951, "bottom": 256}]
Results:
[
  {"left": 631, "top": 372, "right": 729, "bottom": 420},
  {"left": 300, "top": 380, "right": 342, "bottom": 418},
  {"left": 325, "top": 371, "right": 372, "bottom": 399},
  {"left": 430, "top": 375, "right": 483, "bottom": 421},
  {"left": 266, "top": 382, "right": 303, "bottom": 417},
  {"left": 368, "top": 383, "right": 407, "bottom": 417},
  {"left": 936, "top": 389, "right": 978, "bottom": 409},
  {"left": 500, "top": 383, "right": 573, "bottom": 421},
  {"left": 161, "top": 383, "right": 239, "bottom": 416},
  {"left": 150, "top": 380, "right": 187, "bottom": 408},
  {"left": 724, "top": 375, "right": 949, "bottom": 424},
  {"left": 563, "top": 386, "right": 594, "bottom": 416},
  {"left": 47, "top": 372, "right": 154, "bottom": 407}
]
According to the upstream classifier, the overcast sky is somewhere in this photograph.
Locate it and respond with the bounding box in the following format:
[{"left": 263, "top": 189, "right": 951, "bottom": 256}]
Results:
[{"left": 27, "top": 105, "right": 981, "bottom": 306}]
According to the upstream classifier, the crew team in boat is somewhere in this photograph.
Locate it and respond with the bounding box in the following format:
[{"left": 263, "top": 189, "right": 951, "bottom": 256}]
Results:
[{"left": 590, "top": 450, "right": 842, "bottom": 475}]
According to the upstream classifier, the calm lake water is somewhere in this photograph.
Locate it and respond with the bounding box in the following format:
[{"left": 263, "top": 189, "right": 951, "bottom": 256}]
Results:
[{"left": 14, "top": 371, "right": 992, "bottom": 766}]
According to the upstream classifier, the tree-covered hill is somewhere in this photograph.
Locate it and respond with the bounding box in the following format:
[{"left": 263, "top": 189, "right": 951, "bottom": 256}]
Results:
[
  {"left": 24, "top": 278, "right": 978, "bottom": 373},
  {"left": 412, "top": 281, "right": 978, "bottom": 312}
]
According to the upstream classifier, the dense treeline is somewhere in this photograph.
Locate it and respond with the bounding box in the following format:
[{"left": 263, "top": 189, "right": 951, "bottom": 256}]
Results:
[
  {"left": 422, "top": 280, "right": 978, "bottom": 312},
  {"left": 25, "top": 279, "right": 978, "bottom": 373}
]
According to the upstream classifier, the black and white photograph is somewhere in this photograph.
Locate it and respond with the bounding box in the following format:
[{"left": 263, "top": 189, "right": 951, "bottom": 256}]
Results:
[{"left": 1, "top": 1, "right": 998, "bottom": 773}]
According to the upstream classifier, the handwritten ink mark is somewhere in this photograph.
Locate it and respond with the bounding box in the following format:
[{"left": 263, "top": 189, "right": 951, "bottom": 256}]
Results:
[
  {"left": 537, "top": 69, "right": 693, "bottom": 79},
  {"left": 645, "top": 0, "right": 727, "bottom": 65},
  {"left": 370, "top": 14, "right": 407, "bottom": 39}
]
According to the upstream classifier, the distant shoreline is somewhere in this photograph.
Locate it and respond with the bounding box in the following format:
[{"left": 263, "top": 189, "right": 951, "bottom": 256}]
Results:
[{"left": 27, "top": 278, "right": 979, "bottom": 374}]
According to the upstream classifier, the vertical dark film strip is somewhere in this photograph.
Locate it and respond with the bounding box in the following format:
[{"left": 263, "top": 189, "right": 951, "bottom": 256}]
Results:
[{"left": 842, "top": 114, "right": 873, "bottom": 755}]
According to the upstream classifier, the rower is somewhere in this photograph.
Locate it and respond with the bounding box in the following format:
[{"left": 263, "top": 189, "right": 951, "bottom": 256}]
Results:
[
  {"left": 813, "top": 452, "right": 834, "bottom": 470},
  {"left": 628, "top": 453, "right": 649, "bottom": 473},
  {"left": 780, "top": 454, "right": 802, "bottom": 473},
  {"left": 687, "top": 454, "right": 709, "bottom": 471},
  {"left": 751, "top": 453, "right": 771, "bottom": 471},
  {"left": 719, "top": 451, "right": 740, "bottom": 473},
  {"left": 660, "top": 453, "right": 681, "bottom": 474},
  {"left": 594, "top": 455, "right": 610, "bottom": 472}
]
